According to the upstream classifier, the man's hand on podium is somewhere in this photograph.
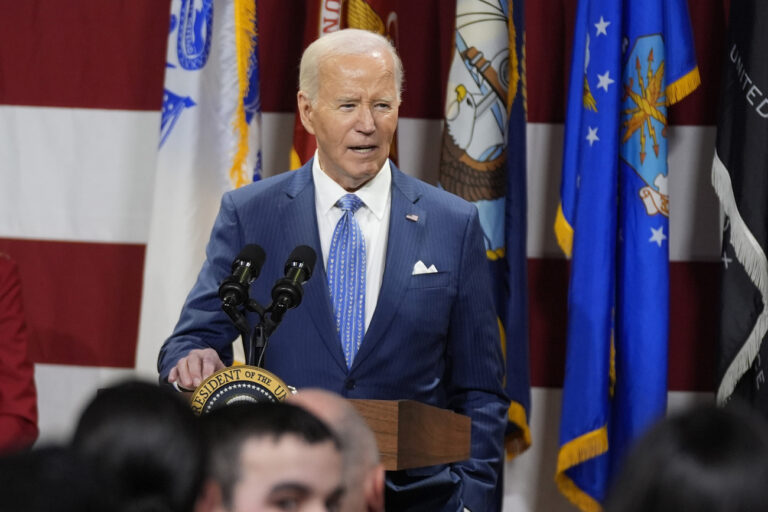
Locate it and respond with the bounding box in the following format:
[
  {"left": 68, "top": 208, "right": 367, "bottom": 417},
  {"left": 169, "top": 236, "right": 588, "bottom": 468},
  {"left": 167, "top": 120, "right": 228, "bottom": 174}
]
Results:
[{"left": 168, "top": 348, "right": 225, "bottom": 391}]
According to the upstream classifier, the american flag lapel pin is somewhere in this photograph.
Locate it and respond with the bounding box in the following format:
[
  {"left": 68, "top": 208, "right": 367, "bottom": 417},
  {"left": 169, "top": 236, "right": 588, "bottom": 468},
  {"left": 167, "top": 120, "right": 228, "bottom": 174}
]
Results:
[{"left": 406, "top": 213, "right": 419, "bottom": 222}]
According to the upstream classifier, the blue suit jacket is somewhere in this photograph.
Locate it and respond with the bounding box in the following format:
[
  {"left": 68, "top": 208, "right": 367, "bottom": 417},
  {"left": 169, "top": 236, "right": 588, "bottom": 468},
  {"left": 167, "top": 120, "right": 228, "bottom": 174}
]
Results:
[{"left": 158, "top": 161, "right": 508, "bottom": 511}]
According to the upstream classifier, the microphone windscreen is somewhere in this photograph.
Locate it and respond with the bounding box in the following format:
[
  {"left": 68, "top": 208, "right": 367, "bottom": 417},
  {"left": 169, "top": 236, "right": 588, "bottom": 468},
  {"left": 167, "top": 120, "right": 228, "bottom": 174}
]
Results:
[
  {"left": 286, "top": 245, "right": 317, "bottom": 278},
  {"left": 235, "top": 244, "right": 266, "bottom": 272}
]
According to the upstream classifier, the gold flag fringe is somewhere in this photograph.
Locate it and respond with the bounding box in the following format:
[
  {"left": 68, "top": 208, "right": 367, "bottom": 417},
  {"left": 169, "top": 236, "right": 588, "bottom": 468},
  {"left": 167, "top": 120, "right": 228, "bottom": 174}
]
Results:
[
  {"left": 666, "top": 66, "right": 701, "bottom": 105},
  {"left": 228, "top": 0, "right": 258, "bottom": 189}
]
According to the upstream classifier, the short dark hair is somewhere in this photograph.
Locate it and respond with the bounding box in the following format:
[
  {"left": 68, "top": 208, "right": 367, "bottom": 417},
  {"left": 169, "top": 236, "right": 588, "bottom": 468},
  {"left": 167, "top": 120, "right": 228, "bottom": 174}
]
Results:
[
  {"left": 604, "top": 404, "right": 768, "bottom": 512},
  {"left": 201, "top": 402, "right": 341, "bottom": 505},
  {"left": 72, "top": 380, "right": 206, "bottom": 512},
  {"left": 0, "top": 446, "right": 118, "bottom": 511}
]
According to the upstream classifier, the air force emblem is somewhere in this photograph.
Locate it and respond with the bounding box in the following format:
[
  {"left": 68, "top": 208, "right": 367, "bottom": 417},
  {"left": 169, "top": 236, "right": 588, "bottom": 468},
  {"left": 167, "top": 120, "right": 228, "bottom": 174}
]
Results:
[{"left": 620, "top": 34, "right": 669, "bottom": 218}]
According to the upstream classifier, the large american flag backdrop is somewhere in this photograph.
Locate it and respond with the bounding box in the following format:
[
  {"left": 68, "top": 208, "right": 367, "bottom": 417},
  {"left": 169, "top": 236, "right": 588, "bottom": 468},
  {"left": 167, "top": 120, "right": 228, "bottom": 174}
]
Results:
[{"left": 0, "top": 1, "right": 726, "bottom": 510}]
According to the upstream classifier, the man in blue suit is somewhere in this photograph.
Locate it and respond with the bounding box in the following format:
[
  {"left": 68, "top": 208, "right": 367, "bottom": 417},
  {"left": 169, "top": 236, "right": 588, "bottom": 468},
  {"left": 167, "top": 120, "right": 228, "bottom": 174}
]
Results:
[{"left": 158, "top": 28, "right": 507, "bottom": 512}]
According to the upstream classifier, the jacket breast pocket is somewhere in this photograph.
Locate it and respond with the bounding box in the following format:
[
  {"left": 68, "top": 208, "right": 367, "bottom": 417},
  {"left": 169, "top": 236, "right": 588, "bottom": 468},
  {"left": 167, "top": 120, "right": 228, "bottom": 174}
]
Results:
[
  {"left": 403, "top": 272, "right": 454, "bottom": 337},
  {"left": 408, "top": 271, "right": 452, "bottom": 289}
]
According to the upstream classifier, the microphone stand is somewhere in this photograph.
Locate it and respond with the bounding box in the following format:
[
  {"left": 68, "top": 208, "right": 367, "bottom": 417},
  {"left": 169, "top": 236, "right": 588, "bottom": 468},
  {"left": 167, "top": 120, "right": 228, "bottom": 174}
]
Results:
[
  {"left": 222, "top": 297, "right": 288, "bottom": 368},
  {"left": 244, "top": 299, "right": 278, "bottom": 368},
  {"left": 221, "top": 301, "right": 251, "bottom": 354}
]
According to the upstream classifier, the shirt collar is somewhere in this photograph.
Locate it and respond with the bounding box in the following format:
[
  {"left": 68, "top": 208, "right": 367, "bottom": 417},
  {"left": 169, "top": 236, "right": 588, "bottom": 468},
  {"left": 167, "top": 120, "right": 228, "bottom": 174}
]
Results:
[{"left": 312, "top": 152, "right": 391, "bottom": 220}]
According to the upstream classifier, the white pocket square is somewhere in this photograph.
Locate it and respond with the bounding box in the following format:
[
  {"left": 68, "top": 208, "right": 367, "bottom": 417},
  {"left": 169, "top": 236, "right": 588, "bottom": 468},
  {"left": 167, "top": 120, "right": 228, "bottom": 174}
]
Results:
[{"left": 412, "top": 260, "right": 438, "bottom": 275}]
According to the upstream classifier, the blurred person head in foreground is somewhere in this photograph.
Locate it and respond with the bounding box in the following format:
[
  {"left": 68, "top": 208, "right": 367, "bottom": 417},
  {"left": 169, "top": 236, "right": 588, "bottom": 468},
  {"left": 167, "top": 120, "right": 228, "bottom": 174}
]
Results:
[
  {"left": 201, "top": 402, "right": 344, "bottom": 512},
  {"left": 289, "top": 388, "right": 385, "bottom": 512},
  {"left": 604, "top": 403, "right": 768, "bottom": 512},
  {"left": 72, "top": 379, "right": 209, "bottom": 512},
  {"left": 0, "top": 445, "right": 118, "bottom": 511}
]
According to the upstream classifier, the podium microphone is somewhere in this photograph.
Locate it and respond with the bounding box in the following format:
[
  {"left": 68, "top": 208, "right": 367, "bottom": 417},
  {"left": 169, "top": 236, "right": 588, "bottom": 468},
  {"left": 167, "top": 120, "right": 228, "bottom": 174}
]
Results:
[
  {"left": 218, "top": 244, "right": 266, "bottom": 307},
  {"left": 269, "top": 245, "right": 317, "bottom": 323}
]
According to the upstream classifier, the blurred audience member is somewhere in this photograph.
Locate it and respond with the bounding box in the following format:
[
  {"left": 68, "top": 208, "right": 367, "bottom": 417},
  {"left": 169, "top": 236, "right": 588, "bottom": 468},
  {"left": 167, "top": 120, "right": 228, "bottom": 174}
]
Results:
[
  {"left": 290, "top": 388, "right": 385, "bottom": 512},
  {"left": 0, "top": 252, "right": 38, "bottom": 453},
  {"left": 201, "top": 402, "right": 344, "bottom": 512},
  {"left": 0, "top": 445, "right": 118, "bottom": 511},
  {"left": 72, "top": 380, "right": 210, "bottom": 512},
  {"left": 604, "top": 404, "right": 768, "bottom": 512}
]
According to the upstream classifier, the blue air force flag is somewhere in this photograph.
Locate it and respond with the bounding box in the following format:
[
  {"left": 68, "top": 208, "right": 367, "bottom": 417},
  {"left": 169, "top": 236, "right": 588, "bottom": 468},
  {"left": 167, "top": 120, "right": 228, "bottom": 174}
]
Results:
[
  {"left": 135, "top": 0, "right": 262, "bottom": 375},
  {"left": 554, "top": 0, "right": 699, "bottom": 510}
]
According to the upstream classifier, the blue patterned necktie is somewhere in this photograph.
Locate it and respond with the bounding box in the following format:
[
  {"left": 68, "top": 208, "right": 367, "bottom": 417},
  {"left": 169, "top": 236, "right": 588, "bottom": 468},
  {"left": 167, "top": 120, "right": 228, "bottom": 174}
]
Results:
[{"left": 328, "top": 194, "right": 366, "bottom": 368}]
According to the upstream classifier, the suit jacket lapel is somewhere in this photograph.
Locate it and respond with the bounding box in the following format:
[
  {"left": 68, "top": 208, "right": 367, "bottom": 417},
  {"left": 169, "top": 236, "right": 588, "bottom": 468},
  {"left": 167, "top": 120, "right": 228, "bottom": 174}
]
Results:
[
  {"left": 351, "top": 165, "right": 425, "bottom": 371},
  {"left": 277, "top": 163, "right": 348, "bottom": 372}
]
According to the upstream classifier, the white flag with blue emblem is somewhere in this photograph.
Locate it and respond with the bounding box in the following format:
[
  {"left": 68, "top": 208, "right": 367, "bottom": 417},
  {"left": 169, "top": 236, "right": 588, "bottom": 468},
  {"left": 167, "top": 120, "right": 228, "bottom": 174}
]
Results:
[{"left": 135, "top": 0, "right": 262, "bottom": 376}]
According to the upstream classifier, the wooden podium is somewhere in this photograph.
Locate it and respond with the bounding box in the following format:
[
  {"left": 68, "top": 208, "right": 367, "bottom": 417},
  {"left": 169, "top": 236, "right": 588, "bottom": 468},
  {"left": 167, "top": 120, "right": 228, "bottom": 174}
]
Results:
[{"left": 348, "top": 399, "right": 471, "bottom": 471}]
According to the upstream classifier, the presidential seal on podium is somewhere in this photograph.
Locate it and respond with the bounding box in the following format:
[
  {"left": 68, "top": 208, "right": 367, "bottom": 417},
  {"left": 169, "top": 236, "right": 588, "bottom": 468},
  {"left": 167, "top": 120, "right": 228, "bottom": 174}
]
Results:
[{"left": 189, "top": 366, "right": 292, "bottom": 415}]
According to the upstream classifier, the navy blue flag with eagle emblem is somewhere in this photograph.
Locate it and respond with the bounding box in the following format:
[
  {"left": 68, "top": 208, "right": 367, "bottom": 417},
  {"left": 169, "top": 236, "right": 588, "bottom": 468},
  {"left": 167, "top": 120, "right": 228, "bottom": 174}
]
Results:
[
  {"left": 438, "top": 0, "right": 531, "bottom": 459},
  {"left": 712, "top": 0, "right": 768, "bottom": 413},
  {"left": 554, "top": 0, "right": 699, "bottom": 510}
]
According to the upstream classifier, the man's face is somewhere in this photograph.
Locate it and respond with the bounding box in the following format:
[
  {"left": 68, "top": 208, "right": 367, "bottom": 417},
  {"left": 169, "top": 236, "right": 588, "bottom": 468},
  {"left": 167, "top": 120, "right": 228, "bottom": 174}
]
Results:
[
  {"left": 228, "top": 436, "right": 343, "bottom": 512},
  {"left": 298, "top": 50, "right": 399, "bottom": 192}
]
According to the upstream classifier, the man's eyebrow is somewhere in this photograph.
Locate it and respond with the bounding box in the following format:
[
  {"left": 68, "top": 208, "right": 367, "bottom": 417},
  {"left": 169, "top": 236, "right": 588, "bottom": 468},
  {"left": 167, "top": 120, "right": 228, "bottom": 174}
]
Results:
[
  {"left": 268, "top": 482, "right": 311, "bottom": 496},
  {"left": 334, "top": 96, "right": 395, "bottom": 104}
]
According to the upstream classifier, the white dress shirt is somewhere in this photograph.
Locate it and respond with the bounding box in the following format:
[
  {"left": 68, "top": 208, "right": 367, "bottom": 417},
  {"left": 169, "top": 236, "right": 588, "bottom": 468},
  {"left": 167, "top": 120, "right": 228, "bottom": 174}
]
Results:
[{"left": 312, "top": 154, "right": 391, "bottom": 332}]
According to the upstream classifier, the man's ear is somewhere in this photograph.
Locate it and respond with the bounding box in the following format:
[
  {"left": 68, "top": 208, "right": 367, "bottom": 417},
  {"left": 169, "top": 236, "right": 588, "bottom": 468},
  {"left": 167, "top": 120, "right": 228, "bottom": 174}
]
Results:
[
  {"left": 194, "top": 478, "right": 224, "bottom": 512},
  {"left": 365, "top": 464, "right": 386, "bottom": 512},
  {"left": 297, "top": 91, "right": 316, "bottom": 135}
]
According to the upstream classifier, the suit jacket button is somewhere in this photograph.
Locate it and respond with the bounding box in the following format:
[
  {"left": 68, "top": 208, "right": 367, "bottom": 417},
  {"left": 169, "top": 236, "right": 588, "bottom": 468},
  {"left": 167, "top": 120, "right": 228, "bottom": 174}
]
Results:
[{"left": 345, "top": 379, "right": 356, "bottom": 390}]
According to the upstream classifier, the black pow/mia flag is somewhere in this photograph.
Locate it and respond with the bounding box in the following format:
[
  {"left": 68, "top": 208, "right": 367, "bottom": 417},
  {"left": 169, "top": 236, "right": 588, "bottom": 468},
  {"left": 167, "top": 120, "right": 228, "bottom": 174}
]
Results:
[{"left": 712, "top": 0, "right": 768, "bottom": 413}]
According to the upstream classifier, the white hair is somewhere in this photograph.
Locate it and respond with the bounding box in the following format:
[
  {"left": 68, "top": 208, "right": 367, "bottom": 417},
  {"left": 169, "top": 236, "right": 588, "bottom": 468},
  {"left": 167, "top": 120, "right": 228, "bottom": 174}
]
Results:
[{"left": 299, "top": 28, "right": 404, "bottom": 103}]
